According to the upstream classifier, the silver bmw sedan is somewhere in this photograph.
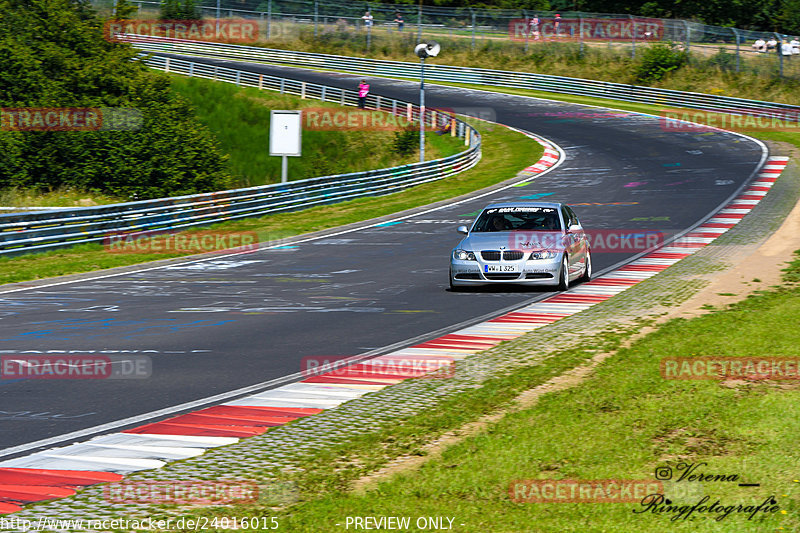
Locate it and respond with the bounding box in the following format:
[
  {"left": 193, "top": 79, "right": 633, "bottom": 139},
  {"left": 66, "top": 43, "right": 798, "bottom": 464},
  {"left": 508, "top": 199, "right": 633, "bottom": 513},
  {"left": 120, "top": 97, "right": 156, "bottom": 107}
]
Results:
[{"left": 450, "top": 202, "right": 591, "bottom": 290}]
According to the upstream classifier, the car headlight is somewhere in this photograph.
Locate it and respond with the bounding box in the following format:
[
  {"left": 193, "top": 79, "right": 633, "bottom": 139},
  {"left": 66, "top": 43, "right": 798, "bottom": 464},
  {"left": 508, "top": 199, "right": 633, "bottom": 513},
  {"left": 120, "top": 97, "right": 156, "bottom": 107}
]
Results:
[
  {"left": 530, "top": 251, "right": 558, "bottom": 260},
  {"left": 453, "top": 249, "right": 477, "bottom": 261}
]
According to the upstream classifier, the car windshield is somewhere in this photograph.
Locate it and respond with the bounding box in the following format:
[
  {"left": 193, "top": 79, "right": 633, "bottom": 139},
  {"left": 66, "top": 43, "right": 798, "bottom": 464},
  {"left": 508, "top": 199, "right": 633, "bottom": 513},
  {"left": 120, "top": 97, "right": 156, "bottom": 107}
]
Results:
[{"left": 472, "top": 207, "right": 562, "bottom": 232}]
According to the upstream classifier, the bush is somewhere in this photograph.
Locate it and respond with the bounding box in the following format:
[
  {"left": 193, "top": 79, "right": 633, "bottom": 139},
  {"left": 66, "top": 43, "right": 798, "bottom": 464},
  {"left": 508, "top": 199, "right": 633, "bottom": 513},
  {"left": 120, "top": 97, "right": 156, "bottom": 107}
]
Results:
[
  {"left": 634, "top": 42, "right": 688, "bottom": 83},
  {"left": 708, "top": 47, "right": 737, "bottom": 71},
  {"left": 391, "top": 127, "right": 417, "bottom": 156}
]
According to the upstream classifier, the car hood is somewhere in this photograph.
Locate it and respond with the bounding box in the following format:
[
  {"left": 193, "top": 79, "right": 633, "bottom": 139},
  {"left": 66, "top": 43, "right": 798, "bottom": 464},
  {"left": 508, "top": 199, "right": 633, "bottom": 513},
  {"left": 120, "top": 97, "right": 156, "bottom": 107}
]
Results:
[{"left": 457, "top": 231, "right": 566, "bottom": 252}]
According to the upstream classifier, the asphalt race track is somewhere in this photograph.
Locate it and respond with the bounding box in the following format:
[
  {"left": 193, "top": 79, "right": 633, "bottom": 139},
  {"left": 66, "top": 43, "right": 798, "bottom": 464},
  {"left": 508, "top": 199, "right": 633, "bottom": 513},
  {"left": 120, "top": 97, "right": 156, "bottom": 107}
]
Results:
[{"left": 0, "top": 55, "right": 766, "bottom": 457}]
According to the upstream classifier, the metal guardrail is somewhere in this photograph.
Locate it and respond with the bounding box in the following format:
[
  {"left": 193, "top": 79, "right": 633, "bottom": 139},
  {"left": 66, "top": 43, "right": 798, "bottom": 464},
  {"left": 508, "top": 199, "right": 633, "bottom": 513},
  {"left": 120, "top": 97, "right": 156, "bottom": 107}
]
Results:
[
  {"left": 126, "top": 35, "right": 800, "bottom": 121},
  {"left": 0, "top": 56, "right": 480, "bottom": 257}
]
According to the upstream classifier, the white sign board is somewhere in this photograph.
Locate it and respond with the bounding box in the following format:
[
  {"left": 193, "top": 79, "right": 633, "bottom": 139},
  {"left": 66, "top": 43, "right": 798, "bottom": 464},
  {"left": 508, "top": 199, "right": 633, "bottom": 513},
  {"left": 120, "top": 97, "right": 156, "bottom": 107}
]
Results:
[{"left": 269, "top": 110, "right": 302, "bottom": 156}]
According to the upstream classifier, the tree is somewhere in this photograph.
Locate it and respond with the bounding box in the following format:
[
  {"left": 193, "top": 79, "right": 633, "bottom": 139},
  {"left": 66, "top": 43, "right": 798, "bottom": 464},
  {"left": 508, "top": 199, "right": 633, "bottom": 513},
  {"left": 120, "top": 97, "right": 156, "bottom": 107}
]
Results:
[
  {"left": 0, "top": 0, "right": 231, "bottom": 199},
  {"left": 160, "top": 0, "right": 201, "bottom": 20},
  {"left": 113, "top": 0, "right": 137, "bottom": 20}
]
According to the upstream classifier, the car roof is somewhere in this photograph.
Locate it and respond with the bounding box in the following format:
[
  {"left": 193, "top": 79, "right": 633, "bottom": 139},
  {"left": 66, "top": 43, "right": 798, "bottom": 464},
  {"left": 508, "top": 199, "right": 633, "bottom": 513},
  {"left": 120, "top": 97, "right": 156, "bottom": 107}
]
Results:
[{"left": 482, "top": 202, "right": 563, "bottom": 210}]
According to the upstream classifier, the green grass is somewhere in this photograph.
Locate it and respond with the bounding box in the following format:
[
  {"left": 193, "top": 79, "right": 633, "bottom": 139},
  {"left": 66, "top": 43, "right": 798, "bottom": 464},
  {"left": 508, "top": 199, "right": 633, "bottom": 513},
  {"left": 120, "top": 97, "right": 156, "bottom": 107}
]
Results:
[
  {"left": 171, "top": 253, "right": 800, "bottom": 533},
  {"left": 0, "top": 187, "right": 124, "bottom": 208},
  {"left": 0, "top": 122, "right": 540, "bottom": 285},
  {"left": 167, "top": 75, "right": 464, "bottom": 187}
]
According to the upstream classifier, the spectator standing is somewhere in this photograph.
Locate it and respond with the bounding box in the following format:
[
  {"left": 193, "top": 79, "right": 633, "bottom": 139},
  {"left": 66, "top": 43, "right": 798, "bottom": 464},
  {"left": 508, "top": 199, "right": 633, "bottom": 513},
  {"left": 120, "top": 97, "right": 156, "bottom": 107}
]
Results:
[
  {"left": 553, "top": 13, "right": 561, "bottom": 38},
  {"left": 529, "top": 15, "right": 540, "bottom": 40},
  {"left": 361, "top": 11, "right": 373, "bottom": 29},
  {"left": 357, "top": 80, "right": 369, "bottom": 109},
  {"left": 791, "top": 37, "right": 800, "bottom": 54},
  {"left": 766, "top": 37, "right": 778, "bottom": 50},
  {"left": 752, "top": 38, "right": 766, "bottom": 52},
  {"left": 394, "top": 12, "right": 404, "bottom": 31}
]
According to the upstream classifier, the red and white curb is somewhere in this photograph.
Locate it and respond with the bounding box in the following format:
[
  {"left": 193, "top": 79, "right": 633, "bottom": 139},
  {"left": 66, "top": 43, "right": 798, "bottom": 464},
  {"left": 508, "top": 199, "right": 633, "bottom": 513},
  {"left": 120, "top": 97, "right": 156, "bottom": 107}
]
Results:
[
  {"left": 0, "top": 152, "right": 786, "bottom": 514},
  {"left": 521, "top": 145, "right": 560, "bottom": 174}
]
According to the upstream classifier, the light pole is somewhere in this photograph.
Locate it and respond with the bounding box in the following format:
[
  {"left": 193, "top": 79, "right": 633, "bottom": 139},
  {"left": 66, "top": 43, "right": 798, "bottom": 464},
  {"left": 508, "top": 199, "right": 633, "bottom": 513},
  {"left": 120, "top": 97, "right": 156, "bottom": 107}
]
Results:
[{"left": 414, "top": 41, "right": 440, "bottom": 163}]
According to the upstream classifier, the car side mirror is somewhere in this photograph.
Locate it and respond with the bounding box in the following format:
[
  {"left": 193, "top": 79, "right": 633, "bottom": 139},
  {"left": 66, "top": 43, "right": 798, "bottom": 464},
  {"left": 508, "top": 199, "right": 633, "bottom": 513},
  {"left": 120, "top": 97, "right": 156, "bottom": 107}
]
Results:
[{"left": 457, "top": 225, "right": 469, "bottom": 235}]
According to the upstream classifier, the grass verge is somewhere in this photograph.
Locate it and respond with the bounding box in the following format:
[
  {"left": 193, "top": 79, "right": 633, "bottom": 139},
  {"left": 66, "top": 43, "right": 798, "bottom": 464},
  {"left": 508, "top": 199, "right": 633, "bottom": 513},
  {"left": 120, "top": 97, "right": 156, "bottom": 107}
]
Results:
[
  {"left": 0, "top": 122, "right": 540, "bottom": 286},
  {"left": 168, "top": 75, "right": 464, "bottom": 187}
]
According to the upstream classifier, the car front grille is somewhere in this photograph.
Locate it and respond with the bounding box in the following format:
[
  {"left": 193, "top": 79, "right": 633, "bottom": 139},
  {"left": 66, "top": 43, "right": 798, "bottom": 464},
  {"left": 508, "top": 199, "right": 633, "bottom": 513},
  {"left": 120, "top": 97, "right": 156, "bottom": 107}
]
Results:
[
  {"left": 525, "top": 273, "right": 553, "bottom": 279},
  {"left": 480, "top": 250, "right": 524, "bottom": 261},
  {"left": 455, "top": 273, "right": 481, "bottom": 280}
]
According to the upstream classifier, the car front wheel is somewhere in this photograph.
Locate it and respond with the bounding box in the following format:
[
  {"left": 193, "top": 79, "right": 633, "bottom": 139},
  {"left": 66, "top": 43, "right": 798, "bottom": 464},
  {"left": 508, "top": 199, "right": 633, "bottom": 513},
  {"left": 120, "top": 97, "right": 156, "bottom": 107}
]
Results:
[
  {"left": 557, "top": 256, "right": 569, "bottom": 291},
  {"left": 578, "top": 250, "right": 592, "bottom": 283}
]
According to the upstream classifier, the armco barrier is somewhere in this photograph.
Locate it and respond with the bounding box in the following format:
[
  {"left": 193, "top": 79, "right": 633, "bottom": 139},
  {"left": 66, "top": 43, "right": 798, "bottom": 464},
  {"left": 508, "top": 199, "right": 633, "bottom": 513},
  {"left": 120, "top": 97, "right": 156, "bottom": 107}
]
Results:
[
  {"left": 0, "top": 57, "right": 480, "bottom": 257},
  {"left": 124, "top": 34, "right": 800, "bottom": 121}
]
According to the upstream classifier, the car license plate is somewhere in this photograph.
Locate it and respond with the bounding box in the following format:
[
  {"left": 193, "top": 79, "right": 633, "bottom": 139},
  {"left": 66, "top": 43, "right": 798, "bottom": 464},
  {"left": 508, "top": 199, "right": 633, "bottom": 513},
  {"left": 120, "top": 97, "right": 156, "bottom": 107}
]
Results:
[{"left": 484, "top": 265, "right": 519, "bottom": 273}]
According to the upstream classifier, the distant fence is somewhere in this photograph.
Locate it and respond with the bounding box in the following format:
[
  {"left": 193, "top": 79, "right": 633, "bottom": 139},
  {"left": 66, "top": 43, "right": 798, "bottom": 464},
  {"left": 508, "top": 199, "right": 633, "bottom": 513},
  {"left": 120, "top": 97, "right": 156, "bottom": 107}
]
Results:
[
  {"left": 0, "top": 56, "right": 480, "bottom": 257},
  {"left": 93, "top": 0, "right": 800, "bottom": 77},
  {"left": 125, "top": 35, "right": 800, "bottom": 123}
]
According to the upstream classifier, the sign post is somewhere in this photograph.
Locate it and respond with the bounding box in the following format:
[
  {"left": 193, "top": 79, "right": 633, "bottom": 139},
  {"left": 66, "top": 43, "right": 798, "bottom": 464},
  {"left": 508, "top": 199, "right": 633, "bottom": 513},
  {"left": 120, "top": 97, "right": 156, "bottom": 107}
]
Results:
[{"left": 269, "top": 110, "right": 302, "bottom": 183}]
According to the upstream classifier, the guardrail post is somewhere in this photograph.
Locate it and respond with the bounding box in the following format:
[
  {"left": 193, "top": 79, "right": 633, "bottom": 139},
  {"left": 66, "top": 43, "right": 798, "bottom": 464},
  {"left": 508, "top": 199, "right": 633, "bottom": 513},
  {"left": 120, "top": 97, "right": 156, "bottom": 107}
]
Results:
[
  {"left": 450, "top": 117, "right": 456, "bottom": 136},
  {"left": 214, "top": 66, "right": 218, "bottom": 80},
  {"left": 280, "top": 78, "right": 285, "bottom": 93},
  {"left": 629, "top": 14, "right": 636, "bottom": 58},
  {"left": 267, "top": 0, "right": 272, "bottom": 40},
  {"left": 314, "top": 0, "right": 319, "bottom": 37},
  {"left": 301, "top": 82, "right": 307, "bottom": 98},
  {"left": 165, "top": 57, "right": 170, "bottom": 72},
  {"left": 392, "top": 99, "right": 397, "bottom": 116},
  {"left": 682, "top": 20, "right": 690, "bottom": 52},
  {"left": 522, "top": 9, "right": 528, "bottom": 53},
  {"left": 376, "top": 95, "right": 381, "bottom": 110},
  {"left": 188, "top": 61, "right": 194, "bottom": 77},
  {"left": 732, "top": 28, "right": 740, "bottom": 72},
  {"left": 235, "top": 71, "right": 241, "bottom": 86},
  {"left": 775, "top": 32, "right": 784, "bottom": 77},
  {"left": 470, "top": 9, "right": 476, "bottom": 50},
  {"left": 407, "top": 103, "right": 412, "bottom": 122},
  {"left": 321, "top": 86, "right": 326, "bottom": 101},
  {"left": 417, "top": 4, "right": 422, "bottom": 41},
  {"left": 431, "top": 110, "right": 436, "bottom": 128},
  {"left": 258, "top": 74, "right": 263, "bottom": 89},
  {"left": 341, "top": 89, "right": 345, "bottom": 105},
  {"left": 579, "top": 14, "right": 584, "bottom": 55}
]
